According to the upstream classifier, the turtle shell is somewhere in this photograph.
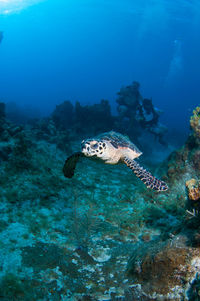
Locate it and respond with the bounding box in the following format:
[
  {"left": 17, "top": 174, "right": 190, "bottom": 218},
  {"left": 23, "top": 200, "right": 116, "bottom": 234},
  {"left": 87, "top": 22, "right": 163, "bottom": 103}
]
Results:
[{"left": 96, "top": 131, "right": 142, "bottom": 156}]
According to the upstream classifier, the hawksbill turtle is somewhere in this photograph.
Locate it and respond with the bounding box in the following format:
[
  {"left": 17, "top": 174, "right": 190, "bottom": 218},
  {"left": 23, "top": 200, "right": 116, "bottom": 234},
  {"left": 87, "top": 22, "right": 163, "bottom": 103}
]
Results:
[{"left": 63, "top": 131, "right": 168, "bottom": 191}]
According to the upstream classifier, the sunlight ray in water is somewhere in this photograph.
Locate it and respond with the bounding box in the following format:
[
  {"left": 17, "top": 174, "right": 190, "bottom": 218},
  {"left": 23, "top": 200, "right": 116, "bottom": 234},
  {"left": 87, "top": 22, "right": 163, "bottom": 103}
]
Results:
[{"left": 0, "top": 0, "right": 44, "bottom": 15}]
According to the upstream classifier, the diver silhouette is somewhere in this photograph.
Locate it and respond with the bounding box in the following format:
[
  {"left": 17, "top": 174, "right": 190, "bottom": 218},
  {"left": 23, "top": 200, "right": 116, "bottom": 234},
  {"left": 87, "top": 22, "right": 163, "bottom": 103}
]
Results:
[{"left": 0, "top": 31, "right": 3, "bottom": 44}]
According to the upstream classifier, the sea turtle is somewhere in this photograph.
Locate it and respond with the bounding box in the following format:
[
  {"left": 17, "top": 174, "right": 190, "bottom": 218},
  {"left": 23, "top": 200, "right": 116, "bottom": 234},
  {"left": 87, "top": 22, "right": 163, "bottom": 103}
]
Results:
[{"left": 63, "top": 131, "right": 168, "bottom": 191}]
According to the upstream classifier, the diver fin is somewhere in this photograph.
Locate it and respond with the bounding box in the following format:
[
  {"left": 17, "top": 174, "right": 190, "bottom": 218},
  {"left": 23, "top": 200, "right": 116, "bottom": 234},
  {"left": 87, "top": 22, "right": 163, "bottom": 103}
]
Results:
[
  {"left": 123, "top": 157, "right": 168, "bottom": 191},
  {"left": 63, "top": 152, "right": 83, "bottom": 178}
]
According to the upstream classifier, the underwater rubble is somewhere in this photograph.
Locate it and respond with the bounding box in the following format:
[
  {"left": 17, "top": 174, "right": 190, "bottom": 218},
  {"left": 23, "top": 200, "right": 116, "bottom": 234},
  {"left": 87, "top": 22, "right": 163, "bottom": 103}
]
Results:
[{"left": 0, "top": 100, "right": 200, "bottom": 300}]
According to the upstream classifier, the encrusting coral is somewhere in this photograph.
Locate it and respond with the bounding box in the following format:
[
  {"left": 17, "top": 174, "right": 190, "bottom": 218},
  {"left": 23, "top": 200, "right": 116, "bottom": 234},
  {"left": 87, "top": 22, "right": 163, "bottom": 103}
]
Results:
[
  {"left": 127, "top": 235, "right": 200, "bottom": 298},
  {"left": 166, "top": 108, "right": 200, "bottom": 185},
  {"left": 186, "top": 178, "right": 200, "bottom": 201},
  {"left": 190, "top": 106, "right": 200, "bottom": 142}
]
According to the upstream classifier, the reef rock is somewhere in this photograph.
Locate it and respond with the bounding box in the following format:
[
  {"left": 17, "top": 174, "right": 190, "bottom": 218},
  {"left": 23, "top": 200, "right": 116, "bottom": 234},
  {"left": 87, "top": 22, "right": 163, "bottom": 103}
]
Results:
[
  {"left": 0, "top": 102, "right": 6, "bottom": 119},
  {"left": 127, "top": 235, "right": 200, "bottom": 300},
  {"left": 0, "top": 102, "right": 24, "bottom": 161},
  {"left": 51, "top": 100, "right": 74, "bottom": 130},
  {"left": 190, "top": 106, "right": 200, "bottom": 144},
  {"left": 74, "top": 99, "right": 114, "bottom": 135},
  {"left": 50, "top": 99, "right": 114, "bottom": 136},
  {"left": 166, "top": 133, "right": 200, "bottom": 186}
]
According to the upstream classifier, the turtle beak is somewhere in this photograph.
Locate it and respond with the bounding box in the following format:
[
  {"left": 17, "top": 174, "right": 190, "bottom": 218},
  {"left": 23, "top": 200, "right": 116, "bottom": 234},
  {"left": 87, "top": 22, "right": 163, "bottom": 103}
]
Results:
[{"left": 81, "top": 140, "right": 90, "bottom": 153}]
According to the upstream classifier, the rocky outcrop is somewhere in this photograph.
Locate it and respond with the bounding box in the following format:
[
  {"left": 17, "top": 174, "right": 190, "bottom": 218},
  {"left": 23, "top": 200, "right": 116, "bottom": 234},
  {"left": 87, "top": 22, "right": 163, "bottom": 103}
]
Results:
[{"left": 127, "top": 235, "right": 200, "bottom": 300}]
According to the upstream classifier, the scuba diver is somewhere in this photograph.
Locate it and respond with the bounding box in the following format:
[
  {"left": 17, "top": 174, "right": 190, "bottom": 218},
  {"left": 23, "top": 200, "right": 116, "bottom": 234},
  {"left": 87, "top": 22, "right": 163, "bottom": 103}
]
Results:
[
  {"left": 139, "top": 98, "right": 159, "bottom": 127},
  {"left": 138, "top": 98, "right": 168, "bottom": 146},
  {"left": 0, "top": 31, "right": 3, "bottom": 44},
  {"left": 115, "top": 82, "right": 168, "bottom": 145}
]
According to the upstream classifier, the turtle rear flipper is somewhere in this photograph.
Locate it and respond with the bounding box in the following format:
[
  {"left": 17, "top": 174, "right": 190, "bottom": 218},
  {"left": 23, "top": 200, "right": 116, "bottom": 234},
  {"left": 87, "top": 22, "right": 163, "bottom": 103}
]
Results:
[
  {"left": 63, "top": 152, "right": 83, "bottom": 178},
  {"left": 123, "top": 157, "right": 168, "bottom": 191}
]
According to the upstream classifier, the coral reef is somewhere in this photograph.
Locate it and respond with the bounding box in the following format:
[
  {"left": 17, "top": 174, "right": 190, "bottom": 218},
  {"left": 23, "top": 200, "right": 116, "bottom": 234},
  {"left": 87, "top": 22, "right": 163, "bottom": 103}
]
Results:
[
  {"left": 0, "top": 102, "right": 24, "bottom": 161},
  {"left": 74, "top": 99, "right": 114, "bottom": 135},
  {"left": 31, "top": 99, "right": 115, "bottom": 150},
  {"left": 51, "top": 100, "right": 74, "bottom": 130},
  {"left": 166, "top": 132, "right": 200, "bottom": 186},
  {"left": 185, "top": 178, "right": 200, "bottom": 225},
  {"left": 190, "top": 106, "right": 200, "bottom": 143},
  {"left": 30, "top": 117, "right": 72, "bottom": 152},
  {"left": 0, "top": 93, "right": 200, "bottom": 300},
  {"left": 127, "top": 235, "right": 200, "bottom": 299},
  {"left": 0, "top": 102, "right": 23, "bottom": 140},
  {"left": 187, "top": 273, "right": 200, "bottom": 300},
  {"left": 29, "top": 82, "right": 168, "bottom": 149},
  {"left": 5, "top": 102, "right": 41, "bottom": 125},
  {"left": 0, "top": 102, "right": 5, "bottom": 119},
  {"left": 186, "top": 178, "right": 200, "bottom": 201}
]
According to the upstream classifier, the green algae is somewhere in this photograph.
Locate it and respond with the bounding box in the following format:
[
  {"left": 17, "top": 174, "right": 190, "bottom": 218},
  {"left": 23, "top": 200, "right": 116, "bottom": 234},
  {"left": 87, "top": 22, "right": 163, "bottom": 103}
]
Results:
[
  {"left": 0, "top": 272, "right": 61, "bottom": 301},
  {"left": 0, "top": 220, "right": 8, "bottom": 232},
  {"left": 22, "top": 242, "right": 67, "bottom": 271}
]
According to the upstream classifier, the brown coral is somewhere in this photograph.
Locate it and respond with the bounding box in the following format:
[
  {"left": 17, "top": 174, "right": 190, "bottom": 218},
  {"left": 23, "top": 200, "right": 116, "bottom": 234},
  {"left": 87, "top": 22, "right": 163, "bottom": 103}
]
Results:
[
  {"left": 190, "top": 106, "right": 200, "bottom": 141},
  {"left": 186, "top": 178, "right": 200, "bottom": 201},
  {"left": 127, "top": 236, "right": 196, "bottom": 296}
]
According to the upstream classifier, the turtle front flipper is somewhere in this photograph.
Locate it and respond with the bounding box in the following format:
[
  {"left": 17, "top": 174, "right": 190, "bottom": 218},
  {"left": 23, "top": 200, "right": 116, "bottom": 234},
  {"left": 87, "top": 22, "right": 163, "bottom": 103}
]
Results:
[
  {"left": 63, "top": 152, "right": 83, "bottom": 178},
  {"left": 123, "top": 157, "right": 168, "bottom": 191}
]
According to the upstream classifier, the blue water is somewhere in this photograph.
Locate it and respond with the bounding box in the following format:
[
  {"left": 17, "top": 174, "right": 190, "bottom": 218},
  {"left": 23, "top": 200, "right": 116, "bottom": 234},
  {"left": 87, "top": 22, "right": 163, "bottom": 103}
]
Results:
[{"left": 0, "top": 0, "right": 200, "bottom": 136}]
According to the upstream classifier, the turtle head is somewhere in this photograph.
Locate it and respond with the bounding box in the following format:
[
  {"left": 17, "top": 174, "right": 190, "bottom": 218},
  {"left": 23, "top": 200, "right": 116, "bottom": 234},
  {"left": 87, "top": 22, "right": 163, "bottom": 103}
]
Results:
[{"left": 81, "top": 139, "right": 107, "bottom": 158}]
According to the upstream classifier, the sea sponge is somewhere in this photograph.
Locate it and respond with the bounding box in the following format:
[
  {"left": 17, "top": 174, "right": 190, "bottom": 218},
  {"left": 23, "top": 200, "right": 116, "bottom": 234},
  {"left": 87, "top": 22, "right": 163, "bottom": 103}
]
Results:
[
  {"left": 127, "top": 236, "right": 193, "bottom": 296},
  {"left": 190, "top": 106, "right": 200, "bottom": 140},
  {"left": 186, "top": 178, "right": 200, "bottom": 201}
]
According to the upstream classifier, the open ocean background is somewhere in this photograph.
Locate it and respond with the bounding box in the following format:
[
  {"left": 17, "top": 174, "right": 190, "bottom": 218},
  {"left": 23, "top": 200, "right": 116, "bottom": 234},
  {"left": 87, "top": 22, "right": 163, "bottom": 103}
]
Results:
[{"left": 1, "top": 0, "right": 200, "bottom": 141}]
